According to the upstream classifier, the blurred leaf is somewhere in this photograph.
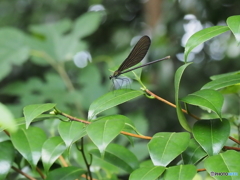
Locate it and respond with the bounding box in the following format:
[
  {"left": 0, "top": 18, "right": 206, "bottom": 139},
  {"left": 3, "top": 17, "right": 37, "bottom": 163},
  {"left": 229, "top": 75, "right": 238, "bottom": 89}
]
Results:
[
  {"left": 0, "top": 27, "right": 29, "bottom": 81},
  {"left": 29, "top": 19, "right": 72, "bottom": 36},
  {"left": 90, "top": 143, "right": 139, "bottom": 173},
  {"left": 23, "top": 103, "right": 56, "bottom": 129},
  {"left": 184, "top": 26, "right": 229, "bottom": 62},
  {"left": 42, "top": 136, "right": 67, "bottom": 173},
  {"left": 29, "top": 18, "right": 88, "bottom": 63},
  {"left": 148, "top": 132, "right": 190, "bottom": 166},
  {"left": 1, "top": 73, "right": 83, "bottom": 117},
  {"left": 180, "top": 89, "right": 224, "bottom": 120},
  {"left": 0, "top": 103, "right": 17, "bottom": 132},
  {"left": 78, "top": 64, "right": 107, "bottom": 109},
  {"left": 72, "top": 11, "right": 102, "bottom": 38},
  {"left": 88, "top": 89, "right": 144, "bottom": 120},
  {"left": 227, "top": 15, "right": 240, "bottom": 43},
  {"left": 11, "top": 126, "right": 47, "bottom": 169},
  {"left": 193, "top": 119, "right": 230, "bottom": 156},
  {"left": 128, "top": 141, "right": 149, "bottom": 161},
  {"left": 87, "top": 116, "right": 125, "bottom": 156},
  {"left": 0, "top": 141, "right": 15, "bottom": 180},
  {"left": 129, "top": 166, "right": 165, "bottom": 180},
  {"left": 46, "top": 167, "right": 85, "bottom": 180},
  {"left": 182, "top": 138, "right": 207, "bottom": 165},
  {"left": 174, "top": 63, "right": 192, "bottom": 132},
  {"left": 58, "top": 121, "right": 86, "bottom": 147},
  {"left": 202, "top": 73, "right": 240, "bottom": 90},
  {"left": 163, "top": 165, "right": 197, "bottom": 180},
  {"left": 204, "top": 150, "right": 240, "bottom": 179}
]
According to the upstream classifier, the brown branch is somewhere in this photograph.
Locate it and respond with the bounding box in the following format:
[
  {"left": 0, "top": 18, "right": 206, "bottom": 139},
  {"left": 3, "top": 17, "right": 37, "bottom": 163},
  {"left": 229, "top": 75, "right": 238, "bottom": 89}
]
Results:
[
  {"left": 59, "top": 155, "right": 68, "bottom": 167},
  {"left": 145, "top": 89, "right": 200, "bottom": 120},
  {"left": 224, "top": 146, "right": 240, "bottom": 151},
  {"left": 12, "top": 166, "right": 37, "bottom": 180},
  {"left": 36, "top": 167, "right": 45, "bottom": 179},
  {"left": 59, "top": 112, "right": 152, "bottom": 140},
  {"left": 197, "top": 168, "right": 206, "bottom": 172},
  {"left": 228, "top": 136, "right": 240, "bottom": 145}
]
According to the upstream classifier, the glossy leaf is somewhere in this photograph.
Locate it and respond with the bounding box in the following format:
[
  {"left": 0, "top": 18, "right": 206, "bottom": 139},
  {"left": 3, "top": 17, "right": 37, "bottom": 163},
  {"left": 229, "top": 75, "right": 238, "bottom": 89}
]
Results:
[
  {"left": 0, "top": 141, "right": 15, "bottom": 180},
  {"left": 42, "top": 136, "right": 67, "bottom": 172},
  {"left": 58, "top": 121, "right": 86, "bottom": 147},
  {"left": 184, "top": 26, "right": 229, "bottom": 62},
  {"left": 90, "top": 143, "right": 139, "bottom": 173},
  {"left": 201, "top": 73, "right": 240, "bottom": 90},
  {"left": 174, "top": 63, "right": 192, "bottom": 132},
  {"left": 129, "top": 166, "right": 165, "bottom": 180},
  {"left": 180, "top": 89, "right": 224, "bottom": 120},
  {"left": 46, "top": 167, "right": 85, "bottom": 180},
  {"left": 204, "top": 150, "right": 240, "bottom": 179},
  {"left": 227, "top": 15, "right": 240, "bottom": 43},
  {"left": 87, "top": 116, "right": 125, "bottom": 155},
  {"left": 163, "top": 165, "right": 197, "bottom": 180},
  {"left": 0, "top": 28, "right": 29, "bottom": 81},
  {"left": 0, "top": 103, "right": 17, "bottom": 132},
  {"left": 88, "top": 89, "right": 144, "bottom": 119},
  {"left": 193, "top": 119, "right": 230, "bottom": 156},
  {"left": 182, "top": 138, "right": 207, "bottom": 165},
  {"left": 11, "top": 127, "right": 47, "bottom": 169},
  {"left": 148, "top": 132, "right": 190, "bottom": 166},
  {"left": 23, "top": 103, "right": 56, "bottom": 129}
]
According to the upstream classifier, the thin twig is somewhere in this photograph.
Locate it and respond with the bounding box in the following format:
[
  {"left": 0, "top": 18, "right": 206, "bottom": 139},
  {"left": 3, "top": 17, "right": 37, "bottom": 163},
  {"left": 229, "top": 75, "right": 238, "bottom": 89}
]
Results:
[
  {"left": 228, "top": 136, "right": 240, "bottom": 145},
  {"left": 145, "top": 89, "right": 200, "bottom": 120},
  {"left": 58, "top": 112, "right": 152, "bottom": 140},
  {"left": 224, "top": 146, "right": 240, "bottom": 151},
  {"left": 11, "top": 166, "right": 37, "bottom": 180},
  {"left": 59, "top": 155, "right": 68, "bottom": 167}
]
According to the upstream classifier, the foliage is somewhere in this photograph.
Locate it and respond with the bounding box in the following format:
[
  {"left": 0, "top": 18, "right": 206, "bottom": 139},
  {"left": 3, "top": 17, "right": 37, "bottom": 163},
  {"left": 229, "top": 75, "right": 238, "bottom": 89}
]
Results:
[{"left": 0, "top": 10, "right": 240, "bottom": 180}]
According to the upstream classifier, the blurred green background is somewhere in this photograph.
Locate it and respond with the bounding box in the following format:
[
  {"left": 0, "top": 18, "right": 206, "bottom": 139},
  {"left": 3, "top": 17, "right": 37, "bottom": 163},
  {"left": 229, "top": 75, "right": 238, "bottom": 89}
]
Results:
[{"left": 1, "top": 0, "right": 240, "bottom": 136}]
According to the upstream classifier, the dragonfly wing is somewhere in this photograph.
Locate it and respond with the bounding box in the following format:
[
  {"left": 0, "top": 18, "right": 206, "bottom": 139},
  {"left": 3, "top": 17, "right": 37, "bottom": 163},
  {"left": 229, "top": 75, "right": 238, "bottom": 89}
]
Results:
[{"left": 117, "top": 35, "right": 151, "bottom": 72}]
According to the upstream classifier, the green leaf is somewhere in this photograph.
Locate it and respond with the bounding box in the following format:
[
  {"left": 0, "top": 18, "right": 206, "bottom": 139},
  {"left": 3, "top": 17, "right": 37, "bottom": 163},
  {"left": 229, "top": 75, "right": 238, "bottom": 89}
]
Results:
[
  {"left": 182, "top": 138, "right": 207, "bottom": 165},
  {"left": 129, "top": 166, "right": 165, "bottom": 180},
  {"left": 58, "top": 121, "right": 86, "bottom": 147},
  {"left": 23, "top": 103, "right": 56, "bottom": 128},
  {"left": 174, "top": 63, "right": 192, "bottom": 132},
  {"left": 42, "top": 136, "right": 67, "bottom": 173},
  {"left": 227, "top": 15, "right": 240, "bottom": 43},
  {"left": 29, "top": 19, "right": 72, "bottom": 36},
  {"left": 184, "top": 26, "right": 229, "bottom": 62},
  {"left": 0, "top": 103, "right": 17, "bottom": 132},
  {"left": 29, "top": 18, "right": 87, "bottom": 63},
  {"left": 202, "top": 73, "right": 240, "bottom": 90},
  {"left": 0, "top": 27, "right": 29, "bottom": 81},
  {"left": 90, "top": 143, "right": 139, "bottom": 173},
  {"left": 148, "top": 132, "right": 190, "bottom": 166},
  {"left": 73, "top": 11, "right": 102, "bottom": 38},
  {"left": 180, "top": 89, "right": 224, "bottom": 120},
  {"left": 204, "top": 150, "right": 240, "bottom": 180},
  {"left": 87, "top": 116, "right": 125, "bottom": 156},
  {"left": 11, "top": 126, "right": 47, "bottom": 169},
  {"left": 163, "top": 165, "right": 197, "bottom": 180},
  {"left": 0, "top": 141, "right": 15, "bottom": 180},
  {"left": 88, "top": 89, "right": 144, "bottom": 120},
  {"left": 46, "top": 167, "right": 85, "bottom": 180},
  {"left": 193, "top": 119, "right": 230, "bottom": 156}
]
